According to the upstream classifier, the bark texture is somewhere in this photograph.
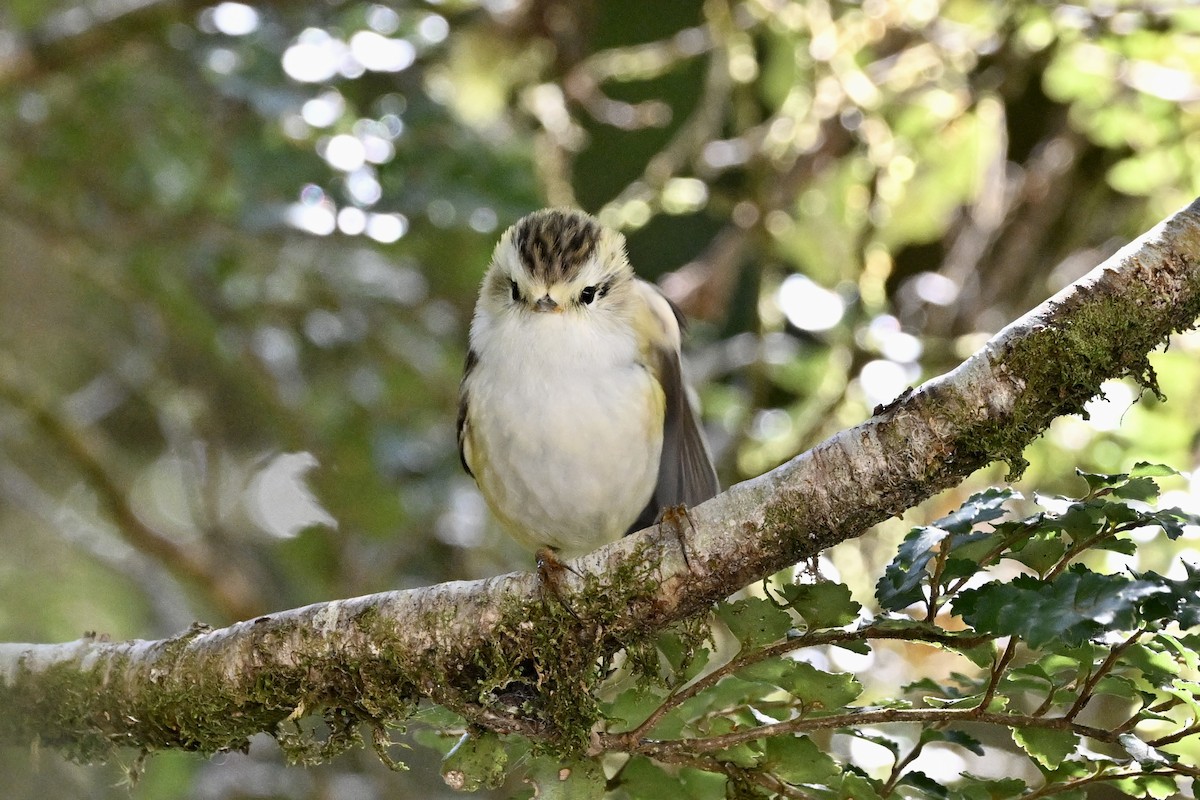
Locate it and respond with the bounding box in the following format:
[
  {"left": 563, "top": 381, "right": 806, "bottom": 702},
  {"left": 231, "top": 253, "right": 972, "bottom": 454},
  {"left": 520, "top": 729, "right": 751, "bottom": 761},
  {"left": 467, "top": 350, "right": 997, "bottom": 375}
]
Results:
[{"left": 3, "top": 198, "right": 1200, "bottom": 761}]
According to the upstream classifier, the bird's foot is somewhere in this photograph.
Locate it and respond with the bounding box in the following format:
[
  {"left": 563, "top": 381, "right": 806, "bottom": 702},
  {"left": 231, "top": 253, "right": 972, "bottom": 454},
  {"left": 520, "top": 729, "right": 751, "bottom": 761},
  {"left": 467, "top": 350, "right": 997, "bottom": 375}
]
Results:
[
  {"left": 535, "top": 546, "right": 581, "bottom": 620},
  {"left": 655, "top": 504, "right": 697, "bottom": 572}
]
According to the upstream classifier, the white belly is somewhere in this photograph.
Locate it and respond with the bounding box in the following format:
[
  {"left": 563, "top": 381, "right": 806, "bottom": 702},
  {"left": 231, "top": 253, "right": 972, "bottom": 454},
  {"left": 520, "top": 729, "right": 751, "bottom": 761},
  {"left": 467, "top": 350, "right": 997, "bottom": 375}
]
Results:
[{"left": 465, "top": 316, "right": 664, "bottom": 556}]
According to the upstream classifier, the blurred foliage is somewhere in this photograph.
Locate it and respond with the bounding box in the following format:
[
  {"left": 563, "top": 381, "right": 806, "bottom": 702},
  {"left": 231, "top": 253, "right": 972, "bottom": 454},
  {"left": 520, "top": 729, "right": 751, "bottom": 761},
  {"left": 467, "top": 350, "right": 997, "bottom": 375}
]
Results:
[{"left": 2, "top": 0, "right": 1200, "bottom": 797}]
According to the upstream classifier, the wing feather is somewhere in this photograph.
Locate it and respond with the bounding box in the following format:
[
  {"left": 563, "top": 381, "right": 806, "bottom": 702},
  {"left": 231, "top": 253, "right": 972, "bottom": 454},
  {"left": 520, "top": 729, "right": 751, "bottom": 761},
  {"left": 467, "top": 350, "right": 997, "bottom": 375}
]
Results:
[{"left": 628, "top": 282, "right": 719, "bottom": 533}]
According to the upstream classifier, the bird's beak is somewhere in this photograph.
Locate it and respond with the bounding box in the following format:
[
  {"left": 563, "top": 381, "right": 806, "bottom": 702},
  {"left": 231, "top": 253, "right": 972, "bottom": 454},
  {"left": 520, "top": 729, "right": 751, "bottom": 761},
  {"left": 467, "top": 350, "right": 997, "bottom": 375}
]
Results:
[{"left": 534, "top": 295, "right": 560, "bottom": 313}]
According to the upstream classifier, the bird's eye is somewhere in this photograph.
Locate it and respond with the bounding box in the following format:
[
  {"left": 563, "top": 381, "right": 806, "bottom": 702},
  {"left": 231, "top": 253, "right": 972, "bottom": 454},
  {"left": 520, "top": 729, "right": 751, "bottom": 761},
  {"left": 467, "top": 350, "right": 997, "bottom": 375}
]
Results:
[
  {"left": 509, "top": 280, "right": 521, "bottom": 303},
  {"left": 579, "top": 285, "right": 598, "bottom": 305}
]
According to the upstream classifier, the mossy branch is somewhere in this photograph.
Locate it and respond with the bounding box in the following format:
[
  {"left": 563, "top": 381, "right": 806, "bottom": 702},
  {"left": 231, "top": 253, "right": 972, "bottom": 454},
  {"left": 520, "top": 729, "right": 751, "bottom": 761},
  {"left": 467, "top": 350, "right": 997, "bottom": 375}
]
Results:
[{"left": 3, "top": 198, "right": 1200, "bottom": 762}]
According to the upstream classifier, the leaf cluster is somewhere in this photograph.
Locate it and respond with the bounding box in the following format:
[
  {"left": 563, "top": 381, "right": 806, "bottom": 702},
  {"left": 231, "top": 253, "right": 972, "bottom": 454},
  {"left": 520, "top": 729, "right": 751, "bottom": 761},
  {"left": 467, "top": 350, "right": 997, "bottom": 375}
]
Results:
[{"left": 419, "top": 465, "right": 1200, "bottom": 798}]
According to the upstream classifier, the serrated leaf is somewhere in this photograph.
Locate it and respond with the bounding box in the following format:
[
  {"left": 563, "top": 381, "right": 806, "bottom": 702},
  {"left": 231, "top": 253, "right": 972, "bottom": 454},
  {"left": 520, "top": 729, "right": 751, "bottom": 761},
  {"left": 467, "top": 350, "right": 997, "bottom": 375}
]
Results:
[
  {"left": 784, "top": 661, "right": 863, "bottom": 709},
  {"left": 896, "top": 770, "right": 949, "bottom": 798},
  {"left": 764, "top": 735, "right": 840, "bottom": 784},
  {"left": 524, "top": 757, "right": 604, "bottom": 799},
  {"left": 1114, "top": 774, "right": 1181, "bottom": 800},
  {"left": 954, "top": 567, "right": 1165, "bottom": 648},
  {"left": 603, "top": 684, "right": 668, "bottom": 731},
  {"left": 678, "top": 767, "right": 726, "bottom": 800},
  {"left": 1145, "top": 507, "right": 1200, "bottom": 540},
  {"left": 1099, "top": 500, "right": 1142, "bottom": 524},
  {"left": 878, "top": 492, "right": 1016, "bottom": 612},
  {"left": 1125, "top": 642, "right": 1185, "bottom": 688},
  {"left": 442, "top": 732, "right": 507, "bottom": 791},
  {"left": 936, "top": 487, "right": 1017, "bottom": 533},
  {"left": 1056, "top": 503, "right": 1104, "bottom": 542},
  {"left": 738, "top": 658, "right": 862, "bottom": 710},
  {"left": 1010, "top": 532, "right": 1066, "bottom": 574},
  {"left": 657, "top": 630, "right": 712, "bottom": 684},
  {"left": 1112, "top": 476, "right": 1160, "bottom": 501},
  {"left": 616, "top": 756, "right": 681, "bottom": 798},
  {"left": 1160, "top": 633, "right": 1200, "bottom": 672},
  {"left": 1130, "top": 462, "right": 1178, "bottom": 478},
  {"left": 877, "top": 525, "right": 948, "bottom": 610},
  {"left": 1092, "top": 674, "right": 1140, "bottom": 700},
  {"left": 842, "top": 729, "right": 901, "bottom": 757},
  {"left": 1012, "top": 726, "right": 1078, "bottom": 769},
  {"left": 679, "top": 675, "right": 772, "bottom": 718},
  {"left": 839, "top": 770, "right": 884, "bottom": 800},
  {"left": 955, "top": 774, "right": 1027, "bottom": 800},
  {"left": 1137, "top": 564, "right": 1200, "bottom": 627},
  {"left": 921, "top": 728, "right": 985, "bottom": 756},
  {"left": 717, "top": 597, "right": 793, "bottom": 648},
  {"left": 778, "top": 581, "right": 861, "bottom": 628},
  {"left": 716, "top": 740, "right": 762, "bottom": 768},
  {"left": 1077, "top": 468, "right": 1128, "bottom": 493}
]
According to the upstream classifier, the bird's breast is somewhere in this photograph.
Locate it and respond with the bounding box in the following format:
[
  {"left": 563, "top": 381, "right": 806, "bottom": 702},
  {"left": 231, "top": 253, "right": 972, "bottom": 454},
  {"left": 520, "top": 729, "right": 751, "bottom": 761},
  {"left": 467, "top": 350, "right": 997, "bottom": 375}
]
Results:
[{"left": 466, "top": 316, "right": 665, "bottom": 555}]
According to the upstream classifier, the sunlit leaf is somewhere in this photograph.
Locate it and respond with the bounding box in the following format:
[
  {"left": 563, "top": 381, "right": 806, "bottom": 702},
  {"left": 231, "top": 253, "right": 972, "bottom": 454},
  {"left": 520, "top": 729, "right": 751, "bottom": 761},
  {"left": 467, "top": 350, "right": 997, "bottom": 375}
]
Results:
[
  {"left": 764, "top": 735, "right": 840, "bottom": 784},
  {"left": 954, "top": 566, "right": 1165, "bottom": 648},
  {"left": 778, "top": 581, "right": 861, "bottom": 629},
  {"left": 717, "top": 597, "right": 793, "bottom": 649},
  {"left": 876, "top": 525, "right": 949, "bottom": 610},
  {"left": 524, "top": 757, "right": 605, "bottom": 799},
  {"left": 1011, "top": 726, "right": 1078, "bottom": 769},
  {"left": 441, "top": 732, "right": 507, "bottom": 791}
]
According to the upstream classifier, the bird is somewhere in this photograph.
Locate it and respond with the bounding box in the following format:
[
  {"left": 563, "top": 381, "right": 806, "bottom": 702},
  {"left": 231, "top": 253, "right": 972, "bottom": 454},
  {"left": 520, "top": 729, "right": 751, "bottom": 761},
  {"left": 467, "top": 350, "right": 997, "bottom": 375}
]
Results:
[{"left": 456, "top": 208, "right": 719, "bottom": 565}]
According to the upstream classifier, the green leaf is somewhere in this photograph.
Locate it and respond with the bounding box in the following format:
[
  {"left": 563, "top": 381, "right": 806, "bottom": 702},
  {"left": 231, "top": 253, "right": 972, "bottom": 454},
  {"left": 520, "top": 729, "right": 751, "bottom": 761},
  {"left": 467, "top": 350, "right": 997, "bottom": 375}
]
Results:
[
  {"left": 717, "top": 597, "right": 793, "bottom": 648},
  {"left": 896, "top": 770, "right": 948, "bottom": 798},
  {"left": 838, "top": 770, "right": 884, "bottom": 800},
  {"left": 524, "top": 758, "right": 605, "bottom": 799},
  {"left": 737, "top": 657, "right": 862, "bottom": 709},
  {"left": 658, "top": 630, "right": 712, "bottom": 684},
  {"left": 1076, "top": 468, "right": 1128, "bottom": 493},
  {"left": 603, "top": 684, "right": 668, "bottom": 731},
  {"left": 1112, "top": 476, "right": 1159, "bottom": 501},
  {"left": 1144, "top": 507, "right": 1200, "bottom": 540},
  {"left": 1010, "top": 532, "right": 1066, "bottom": 574},
  {"left": 922, "top": 728, "right": 985, "bottom": 756},
  {"left": 843, "top": 729, "right": 901, "bottom": 758},
  {"left": 955, "top": 775, "right": 1027, "bottom": 800},
  {"left": 1125, "top": 641, "right": 1187, "bottom": 687},
  {"left": 678, "top": 767, "right": 727, "bottom": 800},
  {"left": 936, "top": 487, "right": 1017, "bottom": 533},
  {"left": 954, "top": 566, "right": 1165, "bottom": 648},
  {"left": 442, "top": 732, "right": 508, "bottom": 791},
  {"left": 616, "top": 756, "right": 680, "bottom": 798},
  {"left": 877, "top": 490, "right": 1014, "bottom": 611},
  {"left": 787, "top": 661, "right": 863, "bottom": 709},
  {"left": 1137, "top": 564, "right": 1200, "bottom": 626},
  {"left": 1011, "top": 726, "right": 1078, "bottom": 769},
  {"left": 877, "top": 525, "right": 948, "bottom": 610},
  {"left": 764, "top": 735, "right": 840, "bottom": 784},
  {"left": 716, "top": 740, "right": 762, "bottom": 768},
  {"left": 1129, "top": 462, "right": 1178, "bottom": 478},
  {"left": 1114, "top": 773, "right": 1181, "bottom": 799},
  {"left": 779, "top": 581, "right": 861, "bottom": 628}
]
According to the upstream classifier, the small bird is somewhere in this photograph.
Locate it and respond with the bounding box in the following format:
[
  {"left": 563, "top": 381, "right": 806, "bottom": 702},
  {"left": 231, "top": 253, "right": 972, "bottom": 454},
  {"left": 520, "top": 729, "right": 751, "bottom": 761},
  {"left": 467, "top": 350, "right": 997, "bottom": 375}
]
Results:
[{"left": 457, "top": 208, "right": 719, "bottom": 562}]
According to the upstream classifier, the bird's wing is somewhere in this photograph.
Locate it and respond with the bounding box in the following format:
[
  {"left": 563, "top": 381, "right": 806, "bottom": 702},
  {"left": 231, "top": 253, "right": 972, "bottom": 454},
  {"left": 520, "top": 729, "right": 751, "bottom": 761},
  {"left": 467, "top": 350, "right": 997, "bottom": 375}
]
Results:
[
  {"left": 456, "top": 348, "right": 478, "bottom": 477},
  {"left": 629, "top": 280, "right": 720, "bottom": 533}
]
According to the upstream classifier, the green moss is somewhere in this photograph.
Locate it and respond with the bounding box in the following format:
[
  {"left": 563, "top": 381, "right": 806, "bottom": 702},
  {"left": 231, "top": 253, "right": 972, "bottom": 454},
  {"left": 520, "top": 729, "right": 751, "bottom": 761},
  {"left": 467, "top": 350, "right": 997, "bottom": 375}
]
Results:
[
  {"left": 454, "top": 541, "right": 668, "bottom": 758},
  {"left": 974, "top": 275, "right": 1197, "bottom": 479}
]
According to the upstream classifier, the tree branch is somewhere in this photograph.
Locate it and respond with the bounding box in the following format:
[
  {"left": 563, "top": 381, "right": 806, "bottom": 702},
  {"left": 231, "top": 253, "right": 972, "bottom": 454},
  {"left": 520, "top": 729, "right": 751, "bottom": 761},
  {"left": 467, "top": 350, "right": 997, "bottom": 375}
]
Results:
[{"left": 3, "top": 198, "right": 1200, "bottom": 761}]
